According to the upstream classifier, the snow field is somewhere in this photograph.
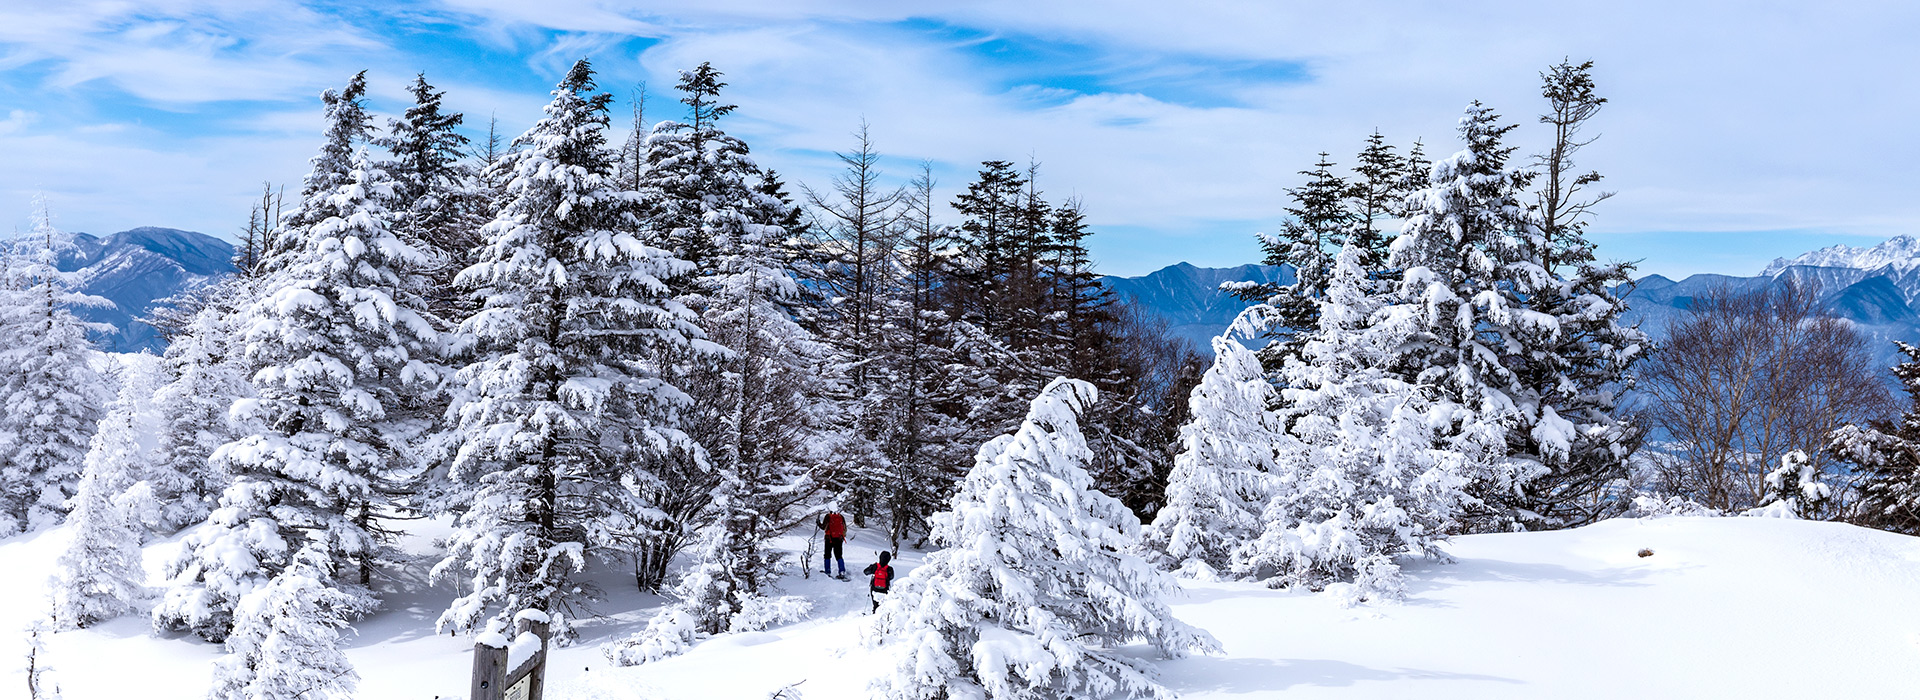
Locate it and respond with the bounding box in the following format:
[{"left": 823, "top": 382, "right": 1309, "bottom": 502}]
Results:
[{"left": 10, "top": 516, "right": 1914, "bottom": 699}]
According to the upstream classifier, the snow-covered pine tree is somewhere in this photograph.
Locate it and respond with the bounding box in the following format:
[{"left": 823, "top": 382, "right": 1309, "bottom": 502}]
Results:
[
  {"left": 0, "top": 204, "right": 109, "bottom": 535},
  {"left": 1142, "top": 305, "right": 1283, "bottom": 577},
  {"left": 649, "top": 64, "right": 845, "bottom": 631},
  {"left": 1396, "top": 139, "right": 1430, "bottom": 217},
  {"left": 146, "top": 302, "right": 251, "bottom": 534},
  {"left": 871, "top": 378, "right": 1217, "bottom": 700},
  {"left": 267, "top": 72, "right": 371, "bottom": 272},
  {"left": 1830, "top": 341, "right": 1920, "bottom": 534},
  {"left": 50, "top": 363, "right": 154, "bottom": 629},
  {"left": 640, "top": 61, "right": 746, "bottom": 274},
  {"left": 1496, "top": 62, "right": 1648, "bottom": 527},
  {"left": 208, "top": 544, "right": 359, "bottom": 700},
  {"left": 1234, "top": 244, "right": 1492, "bottom": 597},
  {"left": 381, "top": 72, "right": 487, "bottom": 302},
  {"left": 434, "top": 59, "right": 708, "bottom": 636},
  {"left": 1750, "top": 450, "right": 1830, "bottom": 520},
  {"left": 154, "top": 147, "right": 434, "bottom": 641},
  {"left": 1384, "top": 103, "right": 1551, "bottom": 532}
]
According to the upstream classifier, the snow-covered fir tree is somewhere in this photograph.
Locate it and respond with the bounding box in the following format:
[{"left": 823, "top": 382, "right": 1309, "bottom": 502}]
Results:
[
  {"left": 267, "top": 72, "right": 372, "bottom": 270},
  {"left": 1750, "top": 451, "right": 1830, "bottom": 520},
  {"left": 146, "top": 301, "right": 251, "bottom": 533},
  {"left": 0, "top": 204, "right": 109, "bottom": 535},
  {"left": 1235, "top": 245, "right": 1493, "bottom": 597},
  {"left": 1383, "top": 102, "right": 1557, "bottom": 532},
  {"left": 870, "top": 378, "right": 1217, "bottom": 700},
  {"left": 1142, "top": 305, "right": 1284, "bottom": 577},
  {"left": 640, "top": 62, "right": 848, "bottom": 631},
  {"left": 50, "top": 362, "right": 156, "bottom": 629},
  {"left": 1499, "top": 62, "right": 1648, "bottom": 527},
  {"left": 208, "top": 544, "right": 359, "bottom": 700},
  {"left": 155, "top": 144, "right": 436, "bottom": 641},
  {"left": 640, "top": 61, "right": 748, "bottom": 273},
  {"left": 1830, "top": 341, "right": 1920, "bottom": 535},
  {"left": 381, "top": 72, "right": 489, "bottom": 302},
  {"left": 434, "top": 59, "right": 708, "bottom": 637},
  {"left": 1228, "top": 153, "right": 1351, "bottom": 335}
]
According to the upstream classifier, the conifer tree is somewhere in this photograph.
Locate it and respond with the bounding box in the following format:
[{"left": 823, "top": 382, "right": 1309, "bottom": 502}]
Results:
[
  {"left": 1143, "top": 305, "right": 1283, "bottom": 576},
  {"left": 147, "top": 302, "right": 251, "bottom": 533},
  {"left": 51, "top": 368, "right": 152, "bottom": 629},
  {"left": 1533, "top": 59, "right": 1613, "bottom": 272},
  {"left": 208, "top": 545, "right": 359, "bottom": 700},
  {"left": 1396, "top": 139, "right": 1430, "bottom": 218},
  {"left": 1383, "top": 103, "right": 1547, "bottom": 531},
  {"left": 949, "top": 160, "right": 1028, "bottom": 340},
  {"left": 1237, "top": 245, "right": 1490, "bottom": 595},
  {"left": 0, "top": 204, "right": 108, "bottom": 534},
  {"left": 649, "top": 64, "right": 846, "bottom": 627},
  {"left": 434, "top": 59, "right": 708, "bottom": 635},
  {"left": 870, "top": 164, "right": 974, "bottom": 549},
  {"left": 871, "top": 378, "right": 1217, "bottom": 700},
  {"left": 1348, "top": 132, "right": 1405, "bottom": 270},
  {"left": 670, "top": 183, "right": 838, "bottom": 632},
  {"left": 1499, "top": 61, "right": 1647, "bottom": 527},
  {"left": 269, "top": 72, "right": 371, "bottom": 269},
  {"left": 1753, "top": 450, "right": 1830, "bottom": 520},
  {"left": 1829, "top": 341, "right": 1920, "bottom": 534},
  {"left": 381, "top": 72, "right": 483, "bottom": 283},
  {"left": 155, "top": 147, "right": 435, "bottom": 640},
  {"left": 1235, "top": 154, "right": 1353, "bottom": 362},
  {"left": 640, "top": 61, "right": 745, "bottom": 272}
]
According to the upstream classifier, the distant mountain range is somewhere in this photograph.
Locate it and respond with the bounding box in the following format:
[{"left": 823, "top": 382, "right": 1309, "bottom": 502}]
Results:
[
  {"left": 1099, "top": 262, "right": 1292, "bottom": 352},
  {"left": 40, "top": 227, "right": 235, "bottom": 353},
  {"left": 33, "top": 226, "right": 1920, "bottom": 368},
  {"left": 1106, "top": 236, "right": 1920, "bottom": 363}
]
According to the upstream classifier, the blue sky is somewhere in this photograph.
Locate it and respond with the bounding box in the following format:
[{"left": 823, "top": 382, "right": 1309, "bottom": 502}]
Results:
[{"left": 1, "top": 2, "right": 1917, "bottom": 278}]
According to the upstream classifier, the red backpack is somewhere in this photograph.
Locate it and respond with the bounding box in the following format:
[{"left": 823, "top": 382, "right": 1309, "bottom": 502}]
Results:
[
  {"left": 872, "top": 563, "right": 892, "bottom": 589},
  {"left": 824, "top": 513, "right": 846, "bottom": 539}
]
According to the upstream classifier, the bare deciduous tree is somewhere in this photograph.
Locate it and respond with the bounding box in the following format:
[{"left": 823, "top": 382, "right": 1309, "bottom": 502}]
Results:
[{"left": 1639, "top": 281, "right": 1893, "bottom": 512}]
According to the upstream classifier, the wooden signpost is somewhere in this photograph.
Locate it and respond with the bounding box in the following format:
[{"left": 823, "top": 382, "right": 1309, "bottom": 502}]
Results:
[{"left": 470, "top": 610, "right": 550, "bottom": 700}]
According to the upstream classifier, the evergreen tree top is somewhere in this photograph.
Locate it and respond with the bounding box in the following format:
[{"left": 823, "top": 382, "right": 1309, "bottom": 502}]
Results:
[
  {"left": 676, "top": 62, "right": 736, "bottom": 129},
  {"left": 384, "top": 73, "right": 469, "bottom": 202},
  {"left": 304, "top": 71, "right": 371, "bottom": 200}
]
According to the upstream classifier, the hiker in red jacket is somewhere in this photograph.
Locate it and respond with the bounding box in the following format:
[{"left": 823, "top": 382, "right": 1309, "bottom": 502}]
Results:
[
  {"left": 819, "top": 511, "right": 848, "bottom": 578},
  {"left": 864, "top": 550, "right": 894, "bottom": 613}
]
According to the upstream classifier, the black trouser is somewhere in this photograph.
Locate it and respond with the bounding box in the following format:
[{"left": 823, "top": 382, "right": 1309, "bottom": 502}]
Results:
[
  {"left": 870, "top": 586, "right": 889, "bottom": 612},
  {"left": 823, "top": 537, "right": 845, "bottom": 573}
]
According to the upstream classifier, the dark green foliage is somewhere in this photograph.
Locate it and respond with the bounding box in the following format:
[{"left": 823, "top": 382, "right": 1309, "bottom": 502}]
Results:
[{"left": 1829, "top": 342, "right": 1920, "bottom": 535}]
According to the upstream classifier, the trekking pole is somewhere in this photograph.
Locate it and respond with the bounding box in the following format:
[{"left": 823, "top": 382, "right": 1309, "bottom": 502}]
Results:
[{"left": 803, "top": 523, "right": 820, "bottom": 580}]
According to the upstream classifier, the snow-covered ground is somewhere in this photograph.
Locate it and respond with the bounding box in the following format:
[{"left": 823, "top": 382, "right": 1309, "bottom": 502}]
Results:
[{"left": 5, "top": 517, "right": 1917, "bottom": 699}]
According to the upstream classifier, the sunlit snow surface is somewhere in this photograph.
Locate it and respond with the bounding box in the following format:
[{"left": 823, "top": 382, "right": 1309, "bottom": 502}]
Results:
[{"left": 4, "top": 517, "right": 1916, "bottom": 699}]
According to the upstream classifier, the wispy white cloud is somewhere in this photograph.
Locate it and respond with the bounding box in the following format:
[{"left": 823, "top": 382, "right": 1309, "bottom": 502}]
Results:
[{"left": 1, "top": 0, "right": 1917, "bottom": 277}]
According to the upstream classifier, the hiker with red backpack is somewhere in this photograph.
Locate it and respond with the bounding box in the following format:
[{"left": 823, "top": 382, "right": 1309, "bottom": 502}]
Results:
[
  {"left": 864, "top": 550, "right": 894, "bottom": 613},
  {"left": 819, "top": 511, "right": 848, "bottom": 579}
]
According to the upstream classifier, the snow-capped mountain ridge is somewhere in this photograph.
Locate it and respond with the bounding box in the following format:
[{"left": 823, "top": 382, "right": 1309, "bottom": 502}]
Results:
[
  {"left": 1761, "top": 234, "right": 1920, "bottom": 276},
  {"left": 11, "top": 226, "right": 235, "bottom": 353}
]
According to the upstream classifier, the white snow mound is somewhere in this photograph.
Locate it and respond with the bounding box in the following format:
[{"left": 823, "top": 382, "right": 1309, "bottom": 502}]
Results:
[{"left": 1, "top": 517, "right": 1915, "bottom": 699}]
